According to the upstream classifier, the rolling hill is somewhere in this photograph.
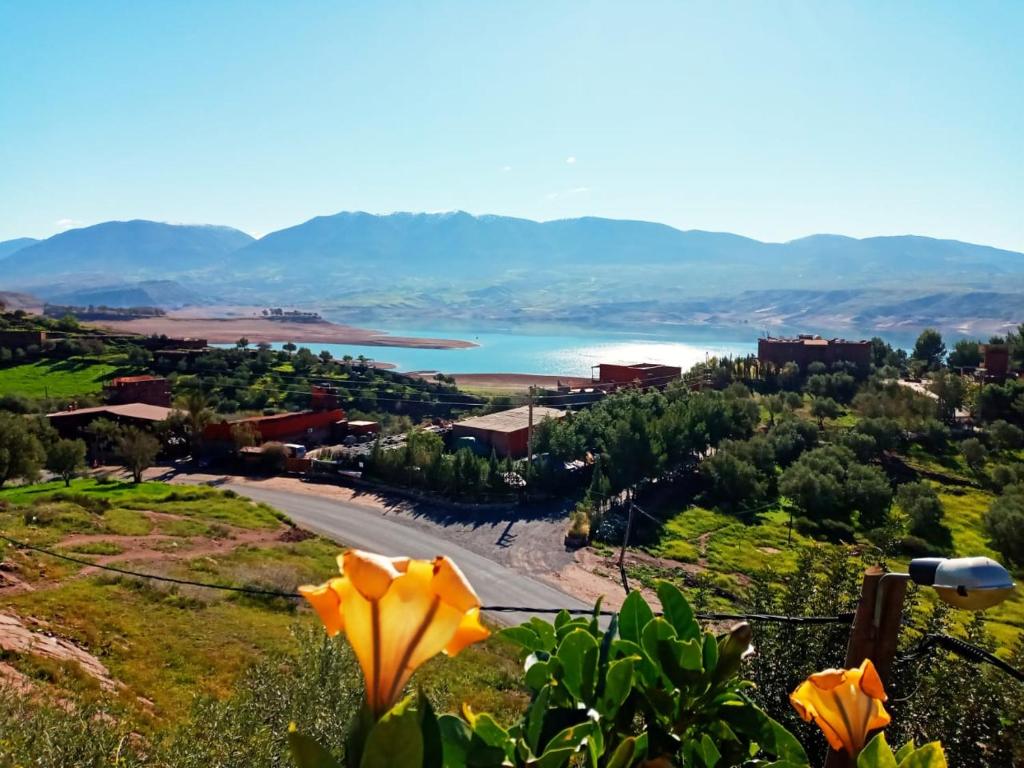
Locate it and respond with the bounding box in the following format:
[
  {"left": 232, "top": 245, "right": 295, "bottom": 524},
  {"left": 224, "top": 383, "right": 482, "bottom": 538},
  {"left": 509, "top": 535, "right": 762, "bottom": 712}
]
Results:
[
  {"left": 0, "top": 220, "right": 253, "bottom": 286},
  {"left": 1, "top": 212, "right": 1021, "bottom": 334}
]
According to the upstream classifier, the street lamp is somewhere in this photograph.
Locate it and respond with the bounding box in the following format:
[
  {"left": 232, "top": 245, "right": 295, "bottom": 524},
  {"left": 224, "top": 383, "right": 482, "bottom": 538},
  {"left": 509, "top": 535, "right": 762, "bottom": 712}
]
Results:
[{"left": 875, "top": 556, "right": 1015, "bottom": 627}]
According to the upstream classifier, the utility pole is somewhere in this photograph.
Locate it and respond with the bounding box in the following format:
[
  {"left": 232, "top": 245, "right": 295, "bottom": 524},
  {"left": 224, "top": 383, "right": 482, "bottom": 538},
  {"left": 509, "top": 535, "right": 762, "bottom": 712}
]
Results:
[
  {"left": 823, "top": 566, "right": 910, "bottom": 768},
  {"left": 618, "top": 502, "right": 636, "bottom": 594}
]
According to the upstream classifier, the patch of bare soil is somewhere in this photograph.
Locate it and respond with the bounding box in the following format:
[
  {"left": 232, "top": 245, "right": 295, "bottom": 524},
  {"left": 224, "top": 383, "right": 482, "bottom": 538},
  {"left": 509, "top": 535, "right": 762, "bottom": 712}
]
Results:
[{"left": 0, "top": 612, "right": 120, "bottom": 692}]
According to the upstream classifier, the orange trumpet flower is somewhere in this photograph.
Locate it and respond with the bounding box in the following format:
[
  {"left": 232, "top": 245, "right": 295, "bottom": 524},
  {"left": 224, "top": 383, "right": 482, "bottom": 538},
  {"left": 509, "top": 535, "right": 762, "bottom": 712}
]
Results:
[
  {"left": 790, "top": 658, "right": 891, "bottom": 757},
  {"left": 300, "top": 550, "right": 490, "bottom": 716}
]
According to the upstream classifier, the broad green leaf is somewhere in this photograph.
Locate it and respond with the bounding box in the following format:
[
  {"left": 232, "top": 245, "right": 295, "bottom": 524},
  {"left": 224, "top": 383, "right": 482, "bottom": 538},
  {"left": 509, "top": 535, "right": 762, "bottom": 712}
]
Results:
[
  {"left": 619, "top": 590, "right": 654, "bottom": 644},
  {"left": 554, "top": 609, "right": 572, "bottom": 631},
  {"left": 417, "top": 691, "right": 443, "bottom": 768},
  {"left": 894, "top": 741, "right": 915, "bottom": 762},
  {"left": 702, "top": 632, "right": 719, "bottom": 676},
  {"left": 641, "top": 617, "right": 677, "bottom": 665},
  {"left": 436, "top": 715, "right": 471, "bottom": 768},
  {"left": 528, "top": 617, "right": 558, "bottom": 650},
  {"left": 699, "top": 733, "right": 722, "bottom": 767},
  {"left": 536, "top": 721, "right": 594, "bottom": 768},
  {"left": 525, "top": 657, "right": 552, "bottom": 690},
  {"left": 897, "top": 742, "right": 948, "bottom": 768},
  {"left": 287, "top": 729, "right": 342, "bottom": 768},
  {"left": 556, "top": 628, "right": 599, "bottom": 701},
  {"left": 525, "top": 684, "right": 551, "bottom": 754},
  {"left": 462, "top": 707, "right": 510, "bottom": 750},
  {"left": 657, "top": 580, "right": 699, "bottom": 640},
  {"left": 722, "top": 701, "right": 809, "bottom": 765},
  {"left": 858, "top": 733, "right": 898, "bottom": 768},
  {"left": 599, "top": 657, "right": 635, "bottom": 713},
  {"left": 605, "top": 736, "right": 641, "bottom": 768},
  {"left": 501, "top": 625, "right": 543, "bottom": 652},
  {"left": 655, "top": 636, "right": 705, "bottom": 689},
  {"left": 360, "top": 696, "right": 424, "bottom": 768}
]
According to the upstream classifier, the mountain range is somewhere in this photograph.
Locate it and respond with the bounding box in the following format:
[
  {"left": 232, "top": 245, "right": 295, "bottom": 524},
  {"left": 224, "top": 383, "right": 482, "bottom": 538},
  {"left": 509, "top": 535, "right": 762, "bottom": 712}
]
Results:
[{"left": 1, "top": 212, "right": 1021, "bottom": 335}]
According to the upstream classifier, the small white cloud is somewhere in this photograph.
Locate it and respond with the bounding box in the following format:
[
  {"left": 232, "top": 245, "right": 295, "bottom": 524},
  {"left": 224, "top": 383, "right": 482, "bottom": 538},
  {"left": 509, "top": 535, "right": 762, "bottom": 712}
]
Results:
[
  {"left": 54, "top": 218, "right": 83, "bottom": 231},
  {"left": 566, "top": 156, "right": 576, "bottom": 164},
  {"left": 502, "top": 165, "right": 512, "bottom": 172}
]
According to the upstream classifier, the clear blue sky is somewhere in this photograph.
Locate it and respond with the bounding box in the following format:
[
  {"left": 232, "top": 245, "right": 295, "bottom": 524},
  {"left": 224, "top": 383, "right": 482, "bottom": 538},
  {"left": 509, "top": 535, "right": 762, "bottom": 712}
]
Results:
[{"left": 1, "top": 1, "right": 1021, "bottom": 250}]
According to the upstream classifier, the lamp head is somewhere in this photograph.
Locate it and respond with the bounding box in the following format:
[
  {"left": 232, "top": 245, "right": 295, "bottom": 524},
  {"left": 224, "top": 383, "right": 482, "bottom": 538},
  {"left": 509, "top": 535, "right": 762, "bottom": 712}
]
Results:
[{"left": 909, "top": 556, "right": 1015, "bottom": 611}]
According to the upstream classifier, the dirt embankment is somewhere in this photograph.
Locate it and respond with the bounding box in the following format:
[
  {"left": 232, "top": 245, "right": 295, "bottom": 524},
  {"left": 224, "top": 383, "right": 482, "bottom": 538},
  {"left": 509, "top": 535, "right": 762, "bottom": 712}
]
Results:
[{"left": 96, "top": 314, "right": 477, "bottom": 350}]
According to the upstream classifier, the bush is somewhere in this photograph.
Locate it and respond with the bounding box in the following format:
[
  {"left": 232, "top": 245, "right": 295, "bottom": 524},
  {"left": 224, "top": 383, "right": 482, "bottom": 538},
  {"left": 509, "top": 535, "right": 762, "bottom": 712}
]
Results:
[
  {"left": 961, "top": 437, "right": 988, "bottom": 471},
  {"left": 989, "top": 419, "right": 1024, "bottom": 450},
  {"left": 984, "top": 484, "right": 1024, "bottom": 567},
  {"left": 895, "top": 534, "right": 937, "bottom": 557},
  {"left": 816, "top": 518, "right": 856, "bottom": 542}
]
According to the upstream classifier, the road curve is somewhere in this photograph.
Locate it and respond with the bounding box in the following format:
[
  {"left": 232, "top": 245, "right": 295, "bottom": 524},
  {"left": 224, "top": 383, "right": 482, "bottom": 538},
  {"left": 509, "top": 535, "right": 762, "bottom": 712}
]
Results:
[{"left": 222, "top": 482, "right": 591, "bottom": 626}]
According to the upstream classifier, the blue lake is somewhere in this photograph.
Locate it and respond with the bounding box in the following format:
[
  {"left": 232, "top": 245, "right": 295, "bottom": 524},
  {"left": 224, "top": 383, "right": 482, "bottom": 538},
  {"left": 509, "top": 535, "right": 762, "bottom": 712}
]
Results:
[{"left": 252, "top": 327, "right": 758, "bottom": 376}]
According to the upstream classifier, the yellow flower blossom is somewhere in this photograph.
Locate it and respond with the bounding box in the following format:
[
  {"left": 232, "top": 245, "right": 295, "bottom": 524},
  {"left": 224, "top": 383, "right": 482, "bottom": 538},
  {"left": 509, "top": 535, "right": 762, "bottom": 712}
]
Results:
[
  {"left": 300, "top": 549, "right": 490, "bottom": 716},
  {"left": 790, "top": 658, "right": 891, "bottom": 757}
]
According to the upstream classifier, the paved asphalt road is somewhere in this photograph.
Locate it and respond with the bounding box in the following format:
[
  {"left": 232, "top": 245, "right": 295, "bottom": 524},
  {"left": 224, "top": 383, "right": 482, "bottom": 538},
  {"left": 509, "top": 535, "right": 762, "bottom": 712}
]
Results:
[{"left": 219, "top": 482, "right": 591, "bottom": 626}]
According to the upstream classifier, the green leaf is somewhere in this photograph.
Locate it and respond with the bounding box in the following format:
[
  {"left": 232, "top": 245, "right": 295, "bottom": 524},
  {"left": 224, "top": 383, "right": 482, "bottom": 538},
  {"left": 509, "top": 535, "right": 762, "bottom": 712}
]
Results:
[
  {"left": 702, "top": 632, "right": 719, "bottom": 676},
  {"left": 556, "top": 628, "right": 599, "bottom": 701},
  {"left": 536, "top": 721, "right": 594, "bottom": 768},
  {"left": 525, "top": 657, "right": 552, "bottom": 690},
  {"left": 699, "top": 733, "right": 722, "bottom": 767},
  {"left": 437, "top": 714, "right": 472, "bottom": 768},
  {"left": 287, "top": 729, "right": 342, "bottom": 768},
  {"left": 858, "top": 733, "right": 898, "bottom": 768},
  {"left": 527, "top": 617, "right": 558, "bottom": 650},
  {"left": 599, "top": 657, "right": 635, "bottom": 714},
  {"left": 897, "top": 742, "right": 948, "bottom": 768},
  {"left": 525, "top": 684, "right": 551, "bottom": 754},
  {"left": 657, "top": 580, "right": 699, "bottom": 640},
  {"left": 501, "top": 625, "right": 543, "bottom": 652},
  {"left": 640, "top": 617, "right": 677, "bottom": 663},
  {"left": 722, "top": 701, "right": 809, "bottom": 766},
  {"left": 894, "top": 741, "right": 916, "bottom": 762},
  {"left": 360, "top": 696, "right": 424, "bottom": 768},
  {"left": 417, "top": 691, "right": 443, "bottom": 768},
  {"left": 619, "top": 590, "right": 654, "bottom": 645},
  {"left": 605, "top": 736, "right": 642, "bottom": 768}
]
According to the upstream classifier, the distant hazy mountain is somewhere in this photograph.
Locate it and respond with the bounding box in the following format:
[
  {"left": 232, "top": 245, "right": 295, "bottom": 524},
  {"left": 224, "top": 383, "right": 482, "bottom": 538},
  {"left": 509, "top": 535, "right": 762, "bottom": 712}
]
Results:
[
  {"left": 1, "top": 211, "right": 1020, "bottom": 334},
  {"left": 225, "top": 211, "right": 1023, "bottom": 289},
  {"left": 0, "top": 220, "right": 253, "bottom": 286},
  {"left": 0, "top": 237, "right": 39, "bottom": 260},
  {"left": 44, "top": 279, "right": 207, "bottom": 309}
]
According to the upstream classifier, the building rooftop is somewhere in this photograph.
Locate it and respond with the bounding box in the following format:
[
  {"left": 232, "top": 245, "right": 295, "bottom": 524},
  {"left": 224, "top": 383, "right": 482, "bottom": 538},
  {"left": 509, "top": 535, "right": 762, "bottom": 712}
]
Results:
[
  {"left": 454, "top": 405, "right": 565, "bottom": 433},
  {"left": 48, "top": 403, "right": 173, "bottom": 421},
  {"left": 761, "top": 336, "right": 868, "bottom": 345}
]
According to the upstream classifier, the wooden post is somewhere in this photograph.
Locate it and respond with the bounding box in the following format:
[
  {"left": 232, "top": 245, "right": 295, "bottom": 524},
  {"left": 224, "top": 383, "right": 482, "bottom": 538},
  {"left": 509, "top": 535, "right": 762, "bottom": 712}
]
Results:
[{"left": 824, "top": 567, "right": 909, "bottom": 768}]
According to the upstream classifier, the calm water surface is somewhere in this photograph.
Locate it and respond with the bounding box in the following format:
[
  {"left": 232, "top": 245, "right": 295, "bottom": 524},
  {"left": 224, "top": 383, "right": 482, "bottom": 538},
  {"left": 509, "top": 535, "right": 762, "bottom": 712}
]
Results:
[{"left": 258, "top": 327, "right": 758, "bottom": 376}]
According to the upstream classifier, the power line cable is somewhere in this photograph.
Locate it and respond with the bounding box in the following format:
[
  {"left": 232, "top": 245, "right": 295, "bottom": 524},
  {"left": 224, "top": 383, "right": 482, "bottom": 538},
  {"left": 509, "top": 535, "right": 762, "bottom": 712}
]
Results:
[{"left": 0, "top": 532, "right": 854, "bottom": 625}]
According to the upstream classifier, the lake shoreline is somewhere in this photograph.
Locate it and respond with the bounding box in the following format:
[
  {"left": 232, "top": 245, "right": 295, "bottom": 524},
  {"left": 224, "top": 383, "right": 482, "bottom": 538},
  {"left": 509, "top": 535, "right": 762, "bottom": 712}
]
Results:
[{"left": 96, "top": 315, "right": 477, "bottom": 350}]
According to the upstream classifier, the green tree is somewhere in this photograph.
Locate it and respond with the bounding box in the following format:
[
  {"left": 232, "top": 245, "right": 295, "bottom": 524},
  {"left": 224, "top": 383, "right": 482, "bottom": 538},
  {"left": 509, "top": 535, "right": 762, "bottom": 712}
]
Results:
[
  {"left": 845, "top": 463, "right": 892, "bottom": 529},
  {"left": 928, "top": 369, "right": 966, "bottom": 423},
  {"left": 173, "top": 391, "right": 214, "bottom": 459},
  {"left": 809, "top": 396, "right": 841, "bottom": 428},
  {"left": 984, "top": 484, "right": 1024, "bottom": 567},
  {"left": 0, "top": 412, "right": 45, "bottom": 487},
  {"left": 961, "top": 437, "right": 988, "bottom": 471},
  {"left": 700, "top": 449, "right": 767, "bottom": 512},
  {"left": 763, "top": 393, "right": 785, "bottom": 426},
  {"left": 897, "top": 481, "right": 949, "bottom": 544},
  {"left": 912, "top": 328, "right": 946, "bottom": 370},
  {"left": 117, "top": 427, "right": 160, "bottom": 483},
  {"left": 989, "top": 419, "right": 1024, "bottom": 450},
  {"left": 236, "top": 337, "right": 250, "bottom": 349},
  {"left": 45, "top": 438, "right": 87, "bottom": 487},
  {"left": 282, "top": 341, "right": 297, "bottom": 352},
  {"left": 948, "top": 339, "right": 982, "bottom": 368}
]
